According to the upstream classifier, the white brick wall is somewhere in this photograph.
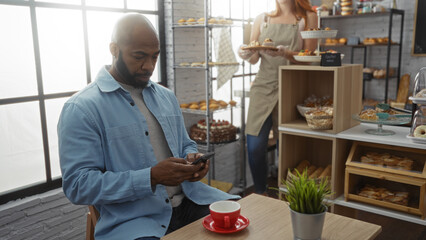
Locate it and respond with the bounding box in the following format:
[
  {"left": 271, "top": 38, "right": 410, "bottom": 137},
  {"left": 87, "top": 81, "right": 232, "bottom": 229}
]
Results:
[{"left": 0, "top": 189, "right": 86, "bottom": 240}]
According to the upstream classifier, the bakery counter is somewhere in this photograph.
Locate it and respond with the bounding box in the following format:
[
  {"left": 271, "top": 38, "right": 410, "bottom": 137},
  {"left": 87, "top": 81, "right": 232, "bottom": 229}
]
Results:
[
  {"left": 279, "top": 123, "right": 426, "bottom": 150},
  {"left": 337, "top": 124, "right": 426, "bottom": 150}
]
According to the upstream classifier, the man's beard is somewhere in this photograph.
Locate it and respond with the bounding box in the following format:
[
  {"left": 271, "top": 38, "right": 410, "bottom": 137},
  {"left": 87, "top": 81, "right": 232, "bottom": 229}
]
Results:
[{"left": 115, "top": 51, "right": 151, "bottom": 88}]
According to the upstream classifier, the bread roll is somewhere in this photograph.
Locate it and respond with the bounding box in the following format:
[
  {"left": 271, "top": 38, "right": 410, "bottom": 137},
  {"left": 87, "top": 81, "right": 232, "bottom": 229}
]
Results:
[
  {"left": 319, "top": 165, "right": 332, "bottom": 178},
  {"left": 293, "top": 160, "right": 310, "bottom": 175},
  {"left": 309, "top": 167, "right": 324, "bottom": 179},
  {"left": 306, "top": 165, "right": 317, "bottom": 176}
]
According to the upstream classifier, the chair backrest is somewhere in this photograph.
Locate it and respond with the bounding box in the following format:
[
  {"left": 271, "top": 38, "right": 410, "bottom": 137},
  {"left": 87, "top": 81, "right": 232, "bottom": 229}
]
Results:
[{"left": 86, "top": 206, "right": 99, "bottom": 240}]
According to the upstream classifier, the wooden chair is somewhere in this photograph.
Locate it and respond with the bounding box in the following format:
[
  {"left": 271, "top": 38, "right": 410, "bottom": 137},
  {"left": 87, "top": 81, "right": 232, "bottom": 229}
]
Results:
[{"left": 86, "top": 206, "right": 99, "bottom": 240}]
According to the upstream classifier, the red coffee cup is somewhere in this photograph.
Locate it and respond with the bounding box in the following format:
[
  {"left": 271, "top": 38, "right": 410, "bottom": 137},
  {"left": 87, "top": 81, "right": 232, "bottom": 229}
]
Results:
[{"left": 209, "top": 201, "right": 241, "bottom": 229}]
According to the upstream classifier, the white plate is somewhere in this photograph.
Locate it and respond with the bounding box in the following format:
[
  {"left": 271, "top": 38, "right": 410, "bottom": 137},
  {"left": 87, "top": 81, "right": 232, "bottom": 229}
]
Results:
[
  {"left": 408, "top": 97, "right": 426, "bottom": 104},
  {"left": 294, "top": 54, "right": 345, "bottom": 63},
  {"left": 406, "top": 135, "right": 426, "bottom": 144},
  {"left": 300, "top": 30, "right": 338, "bottom": 39}
]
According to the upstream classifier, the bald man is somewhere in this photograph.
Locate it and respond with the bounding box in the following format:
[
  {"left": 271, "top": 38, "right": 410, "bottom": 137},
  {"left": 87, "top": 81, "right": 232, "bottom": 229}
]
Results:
[{"left": 58, "top": 14, "right": 239, "bottom": 240}]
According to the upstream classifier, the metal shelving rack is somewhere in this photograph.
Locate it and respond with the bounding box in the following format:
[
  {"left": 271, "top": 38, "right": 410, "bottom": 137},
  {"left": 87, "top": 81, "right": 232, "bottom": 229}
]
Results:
[
  {"left": 321, "top": 9, "right": 404, "bottom": 102},
  {"left": 170, "top": 0, "right": 248, "bottom": 191}
]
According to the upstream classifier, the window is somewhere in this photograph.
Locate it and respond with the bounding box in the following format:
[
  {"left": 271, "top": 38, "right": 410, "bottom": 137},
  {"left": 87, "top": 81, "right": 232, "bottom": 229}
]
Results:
[{"left": 0, "top": 0, "right": 165, "bottom": 204}]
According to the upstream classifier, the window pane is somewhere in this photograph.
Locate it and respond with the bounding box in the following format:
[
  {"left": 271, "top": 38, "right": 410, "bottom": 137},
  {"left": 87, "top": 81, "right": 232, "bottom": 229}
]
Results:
[
  {"left": 37, "top": 8, "right": 87, "bottom": 94},
  {"left": 0, "top": 102, "right": 46, "bottom": 194},
  {"left": 35, "top": 0, "right": 81, "bottom": 5},
  {"left": 87, "top": 11, "right": 123, "bottom": 80},
  {"left": 127, "top": 0, "right": 156, "bottom": 11},
  {"left": 46, "top": 97, "right": 69, "bottom": 179},
  {"left": 0, "top": 5, "right": 38, "bottom": 99},
  {"left": 86, "top": 0, "right": 124, "bottom": 8},
  {"left": 231, "top": 0, "right": 243, "bottom": 19},
  {"left": 212, "top": 0, "right": 230, "bottom": 18}
]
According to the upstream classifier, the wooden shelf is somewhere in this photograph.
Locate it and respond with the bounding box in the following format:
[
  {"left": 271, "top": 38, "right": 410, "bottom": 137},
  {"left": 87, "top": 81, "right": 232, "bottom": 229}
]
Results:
[
  {"left": 278, "top": 64, "right": 363, "bottom": 134},
  {"left": 334, "top": 195, "right": 426, "bottom": 226}
]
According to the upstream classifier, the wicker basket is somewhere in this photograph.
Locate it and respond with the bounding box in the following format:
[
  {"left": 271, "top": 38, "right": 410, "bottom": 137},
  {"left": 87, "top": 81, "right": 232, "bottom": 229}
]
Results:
[{"left": 305, "top": 114, "right": 333, "bottom": 130}]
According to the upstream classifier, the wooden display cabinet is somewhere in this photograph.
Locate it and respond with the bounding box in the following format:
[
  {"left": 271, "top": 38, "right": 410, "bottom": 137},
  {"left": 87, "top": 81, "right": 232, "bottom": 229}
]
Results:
[
  {"left": 346, "top": 141, "right": 426, "bottom": 179},
  {"left": 278, "top": 64, "right": 363, "bottom": 134},
  {"left": 278, "top": 132, "right": 352, "bottom": 199},
  {"left": 345, "top": 167, "right": 426, "bottom": 219}
]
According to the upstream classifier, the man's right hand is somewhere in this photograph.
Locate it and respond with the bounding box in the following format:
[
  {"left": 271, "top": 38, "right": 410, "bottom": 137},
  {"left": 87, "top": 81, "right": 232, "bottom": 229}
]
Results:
[{"left": 151, "top": 157, "right": 204, "bottom": 187}]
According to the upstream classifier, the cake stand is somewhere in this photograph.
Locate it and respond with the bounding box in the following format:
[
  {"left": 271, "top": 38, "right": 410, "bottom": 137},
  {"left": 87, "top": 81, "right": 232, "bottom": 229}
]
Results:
[
  {"left": 296, "top": 8, "right": 338, "bottom": 63},
  {"left": 352, "top": 114, "right": 412, "bottom": 136}
]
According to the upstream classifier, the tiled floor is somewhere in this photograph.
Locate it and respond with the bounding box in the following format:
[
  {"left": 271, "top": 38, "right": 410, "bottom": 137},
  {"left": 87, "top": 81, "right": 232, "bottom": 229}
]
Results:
[{"left": 243, "top": 177, "right": 426, "bottom": 240}]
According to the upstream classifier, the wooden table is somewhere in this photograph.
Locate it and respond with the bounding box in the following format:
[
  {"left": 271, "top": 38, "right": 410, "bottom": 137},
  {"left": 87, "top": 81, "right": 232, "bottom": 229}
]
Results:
[{"left": 162, "top": 194, "right": 382, "bottom": 240}]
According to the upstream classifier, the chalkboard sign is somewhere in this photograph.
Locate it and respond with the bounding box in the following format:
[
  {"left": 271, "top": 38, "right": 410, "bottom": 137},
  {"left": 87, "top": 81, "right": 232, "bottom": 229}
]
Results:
[
  {"left": 412, "top": 0, "right": 426, "bottom": 56},
  {"left": 321, "top": 53, "right": 341, "bottom": 66}
]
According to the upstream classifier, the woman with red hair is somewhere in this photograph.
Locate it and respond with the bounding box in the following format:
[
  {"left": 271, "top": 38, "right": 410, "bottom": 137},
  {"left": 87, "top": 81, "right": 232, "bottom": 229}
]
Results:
[{"left": 238, "top": 0, "right": 317, "bottom": 195}]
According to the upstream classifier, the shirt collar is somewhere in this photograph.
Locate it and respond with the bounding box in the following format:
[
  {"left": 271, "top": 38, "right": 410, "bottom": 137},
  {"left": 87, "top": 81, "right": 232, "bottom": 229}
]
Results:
[{"left": 96, "top": 65, "right": 153, "bottom": 93}]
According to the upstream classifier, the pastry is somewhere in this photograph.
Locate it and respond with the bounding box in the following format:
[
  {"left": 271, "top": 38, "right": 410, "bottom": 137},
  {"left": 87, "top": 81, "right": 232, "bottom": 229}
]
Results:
[
  {"left": 186, "top": 18, "right": 196, "bottom": 24},
  {"left": 229, "top": 100, "right": 237, "bottom": 106},
  {"left": 197, "top": 17, "right": 205, "bottom": 24},
  {"left": 414, "top": 125, "right": 426, "bottom": 138},
  {"left": 262, "top": 38, "right": 275, "bottom": 47},
  {"left": 248, "top": 40, "right": 260, "bottom": 47},
  {"left": 209, "top": 103, "right": 219, "bottom": 110},
  {"left": 339, "top": 38, "right": 347, "bottom": 44},
  {"left": 309, "top": 167, "right": 324, "bottom": 179},
  {"left": 177, "top": 18, "right": 186, "bottom": 25},
  {"left": 294, "top": 160, "right": 310, "bottom": 175},
  {"left": 180, "top": 103, "right": 189, "bottom": 109},
  {"left": 218, "top": 100, "right": 228, "bottom": 107},
  {"left": 359, "top": 109, "right": 378, "bottom": 121},
  {"left": 208, "top": 18, "right": 217, "bottom": 24},
  {"left": 318, "top": 165, "right": 331, "bottom": 178},
  {"left": 189, "top": 104, "right": 199, "bottom": 110},
  {"left": 306, "top": 165, "right": 317, "bottom": 176}
]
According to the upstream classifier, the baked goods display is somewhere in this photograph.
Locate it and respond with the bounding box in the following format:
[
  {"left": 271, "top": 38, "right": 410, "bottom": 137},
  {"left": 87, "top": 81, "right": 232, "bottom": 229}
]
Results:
[
  {"left": 359, "top": 152, "right": 414, "bottom": 170},
  {"left": 305, "top": 107, "right": 333, "bottom": 130},
  {"left": 297, "top": 95, "right": 333, "bottom": 118},
  {"left": 300, "top": 27, "right": 337, "bottom": 39},
  {"left": 290, "top": 160, "right": 332, "bottom": 180},
  {"left": 324, "top": 38, "right": 347, "bottom": 45},
  {"left": 358, "top": 109, "right": 378, "bottom": 121},
  {"left": 175, "top": 17, "right": 233, "bottom": 26},
  {"left": 362, "top": 67, "right": 395, "bottom": 79},
  {"left": 189, "top": 119, "right": 237, "bottom": 143},
  {"left": 180, "top": 99, "right": 236, "bottom": 111},
  {"left": 363, "top": 37, "right": 394, "bottom": 45},
  {"left": 358, "top": 184, "right": 409, "bottom": 206}
]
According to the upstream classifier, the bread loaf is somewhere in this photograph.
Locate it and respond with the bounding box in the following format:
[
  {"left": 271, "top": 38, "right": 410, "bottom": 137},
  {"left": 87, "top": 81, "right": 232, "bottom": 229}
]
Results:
[
  {"left": 319, "top": 165, "right": 332, "bottom": 178},
  {"left": 306, "top": 165, "right": 317, "bottom": 176},
  {"left": 293, "top": 160, "right": 310, "bottom": 175},
  {"left": 309, "top": 167, "right": 323, "bottom": 179}
]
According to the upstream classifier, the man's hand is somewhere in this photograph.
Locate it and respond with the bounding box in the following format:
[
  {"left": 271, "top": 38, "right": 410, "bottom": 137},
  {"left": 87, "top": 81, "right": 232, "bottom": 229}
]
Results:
[{"left": 151, "top": 157, "right": 207, "bottom": 187}]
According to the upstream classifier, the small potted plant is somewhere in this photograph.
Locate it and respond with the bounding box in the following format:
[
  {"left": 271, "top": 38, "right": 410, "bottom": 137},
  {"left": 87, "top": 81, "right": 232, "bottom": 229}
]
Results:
[{"left": 282, "top": 169, "right": 332, "bottom": 240}]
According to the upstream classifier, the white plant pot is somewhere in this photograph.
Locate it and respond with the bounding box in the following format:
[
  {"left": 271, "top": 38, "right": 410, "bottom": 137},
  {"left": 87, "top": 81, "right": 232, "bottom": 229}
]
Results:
[{"left": 289, "top": 206, "right": 327, "bottom": 240}]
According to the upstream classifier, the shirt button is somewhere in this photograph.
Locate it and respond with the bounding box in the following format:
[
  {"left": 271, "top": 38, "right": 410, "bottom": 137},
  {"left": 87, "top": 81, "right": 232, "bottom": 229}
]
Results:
[
  {"left": 161, "top": 225, "right": 166, "bottom": 228},
  {"left": 165, "top": 199, "right": 169, "bottom": 203},
  {"left": 130, "top": 102, "right": 135, "bottom": 106},
  {"left": 145, "top": 131, "right": 149, "bottom": 136}
]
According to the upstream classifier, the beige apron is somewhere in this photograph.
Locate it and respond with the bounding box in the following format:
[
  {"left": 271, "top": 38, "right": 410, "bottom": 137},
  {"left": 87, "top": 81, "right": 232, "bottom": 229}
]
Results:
[{"left": 246, "top": 15, "right": 301, "bottom": 136}]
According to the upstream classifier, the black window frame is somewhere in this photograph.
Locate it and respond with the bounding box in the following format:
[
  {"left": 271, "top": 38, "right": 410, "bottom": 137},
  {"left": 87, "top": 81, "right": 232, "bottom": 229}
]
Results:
[{"left": 0, "top": 0, "right": 166, "bottom": 205}]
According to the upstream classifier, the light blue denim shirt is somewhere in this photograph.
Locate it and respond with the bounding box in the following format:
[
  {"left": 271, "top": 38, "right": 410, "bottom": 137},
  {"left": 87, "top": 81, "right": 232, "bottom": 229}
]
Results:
[{"left": 58, "top": 66, "right": 239, "bottom": 240}]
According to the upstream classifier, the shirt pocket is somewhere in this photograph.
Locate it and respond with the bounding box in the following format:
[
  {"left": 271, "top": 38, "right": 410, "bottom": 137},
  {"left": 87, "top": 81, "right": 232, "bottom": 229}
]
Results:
[{"left": 105, "top": 123, "right": 146, "bottom": 170}]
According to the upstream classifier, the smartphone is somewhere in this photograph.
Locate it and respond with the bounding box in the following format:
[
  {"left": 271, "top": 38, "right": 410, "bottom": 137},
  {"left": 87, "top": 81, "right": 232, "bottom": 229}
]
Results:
[{"left": 191, "top": 152, "right": 215, "bottom": 165}]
